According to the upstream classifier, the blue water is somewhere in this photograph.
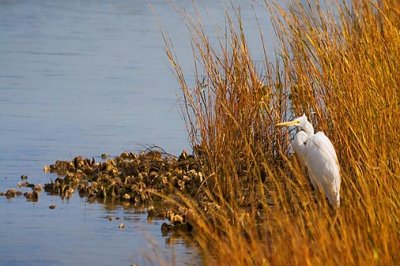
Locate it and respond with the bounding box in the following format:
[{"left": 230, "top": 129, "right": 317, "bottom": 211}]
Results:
[{"left": 0, "top": 0, "right": 275, "bottom": 265}]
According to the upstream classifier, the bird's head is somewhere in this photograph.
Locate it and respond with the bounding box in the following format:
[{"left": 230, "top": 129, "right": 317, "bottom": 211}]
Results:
[{"left": 276, "top": 114, "right": 314, "bottom": 135}]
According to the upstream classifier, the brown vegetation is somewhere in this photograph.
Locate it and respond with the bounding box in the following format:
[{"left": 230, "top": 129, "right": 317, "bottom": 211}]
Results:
[{"left": 165, "top": 0, "right": 400, "bottom": 264}]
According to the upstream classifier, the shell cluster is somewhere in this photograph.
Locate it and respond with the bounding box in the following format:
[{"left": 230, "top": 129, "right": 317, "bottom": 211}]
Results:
[
  {"left": 0, "top": 175, "right": 42, "bottom": 202},
  {"left": 43, "top": 150, "right": 203, "bottom": 207},
  {"left": 0, "top": 149, "right": 204, "bottom": 233}
]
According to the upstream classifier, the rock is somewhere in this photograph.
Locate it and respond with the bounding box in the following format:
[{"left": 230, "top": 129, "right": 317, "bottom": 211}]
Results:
[
  {"left": 178, "top": 150, "right": 188, "bottom": 161},
  {"left": 161, "top": 222, "right": 173, "bottom": 235},
  {"left": 43, "top": 165, "right": 51, "bottom": 173},
  {"left": 147, "top": 205, "right": 166, "bottom": 219},
  {"left": 24, "top": 191, "right": 39, "bottom": 201},
  {"left": 122, "top": 193, "right": 131, "bottom": 200},
  {"left": 5, "top": 188, "right": 21, "bottom": 198},
  {"left": 171, "top": 214, "right": 184, "bottom": 224},
  {"left": 33, "top": 184, "right": 43, "bottom": 192},
  {"left": 18, "top": 181, "right": 35, "bottom": 188}
]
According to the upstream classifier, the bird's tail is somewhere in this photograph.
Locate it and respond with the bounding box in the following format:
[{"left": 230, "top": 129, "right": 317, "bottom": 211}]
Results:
[{"left": 330, "top": 193, "right": 340, "bottom": 209}]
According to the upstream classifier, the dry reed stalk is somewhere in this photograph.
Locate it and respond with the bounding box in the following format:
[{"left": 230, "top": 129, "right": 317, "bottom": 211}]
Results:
[{"left": 164, "top": 0, "right": 400, "bottom": 264}]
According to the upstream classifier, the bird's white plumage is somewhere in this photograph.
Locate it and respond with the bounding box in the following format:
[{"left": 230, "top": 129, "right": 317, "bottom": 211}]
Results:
[
  {"left": 277, "top": 114, "right": 341, "bottom": 208},
  {"left": 304, "top": 132, "right": 340, "bottom": 207},
  {"left": 292, "top": 131, "right": 308, "bottom": 165}
]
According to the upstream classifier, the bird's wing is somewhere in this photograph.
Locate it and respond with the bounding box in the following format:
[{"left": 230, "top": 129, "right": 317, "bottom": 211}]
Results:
[
  {"left": 292, "top": 131, "right": 308, "bottom": 163},
  {"left": 305, "top": 132, "right": 341, "bottom": 206},
  {"left": 311, "top": 132, "right": 339, "bottom": 165}
]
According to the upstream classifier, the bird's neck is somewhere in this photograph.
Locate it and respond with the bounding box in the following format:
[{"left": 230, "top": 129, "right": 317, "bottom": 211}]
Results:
[{"left": 303, "top": 122, "right": 315, "bottom": 136}]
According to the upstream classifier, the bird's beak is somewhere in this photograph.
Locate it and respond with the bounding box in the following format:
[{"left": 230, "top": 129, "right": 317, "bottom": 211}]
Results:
[{"left": 276, "top": 120, "right": 299, "bottom": 127}]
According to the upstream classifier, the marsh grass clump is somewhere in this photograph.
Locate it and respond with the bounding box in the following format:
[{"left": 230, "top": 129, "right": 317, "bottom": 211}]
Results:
[{"left": 165, "top": 0, "right": 400, "bottom": 264}]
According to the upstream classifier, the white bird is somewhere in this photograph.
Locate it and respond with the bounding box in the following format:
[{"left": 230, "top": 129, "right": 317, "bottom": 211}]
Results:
[{"left": 276, "top": 114, "right": 341, "bottom": 208}]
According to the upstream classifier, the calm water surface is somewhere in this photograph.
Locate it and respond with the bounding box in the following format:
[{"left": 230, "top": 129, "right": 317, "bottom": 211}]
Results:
[{"left": 0, "top": 0, "right": 275, "bottom": 265}]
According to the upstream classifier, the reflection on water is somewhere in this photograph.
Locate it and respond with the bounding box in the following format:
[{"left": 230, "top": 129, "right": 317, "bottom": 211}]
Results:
[
  {"left": 0, "top": 0, "right": 274, "bottom": 265},
  {"left": 0, "top": 193, "right": 200, "bottom": 265}
]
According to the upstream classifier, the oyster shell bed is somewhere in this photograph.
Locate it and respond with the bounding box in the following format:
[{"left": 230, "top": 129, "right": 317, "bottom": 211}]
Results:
[
  {"left": 45, "top": 150, "right": 202, "bottom": 201},
  {"left": 1, "top": 149, "right": 204, "bottom": 233}
]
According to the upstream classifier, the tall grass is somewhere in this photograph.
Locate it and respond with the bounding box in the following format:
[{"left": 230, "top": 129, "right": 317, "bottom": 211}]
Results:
[{"left": 164, "top": 0, "right": 400, "bottom": 264}]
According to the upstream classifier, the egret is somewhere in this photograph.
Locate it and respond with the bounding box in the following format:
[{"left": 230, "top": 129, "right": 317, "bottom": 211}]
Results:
[{"left": 276, "top": 114, "right": 341, "bottom": 208}]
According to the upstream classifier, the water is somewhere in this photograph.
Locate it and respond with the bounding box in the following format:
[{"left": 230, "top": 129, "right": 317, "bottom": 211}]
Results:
[{"left": 0, "top": 0, "right": 275, "bottom": 265}]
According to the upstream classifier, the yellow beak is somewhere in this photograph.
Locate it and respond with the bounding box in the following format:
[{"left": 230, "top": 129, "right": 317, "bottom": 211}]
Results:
[{"left": 276, "top": 120, "right": 299, "bottom": 127}]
